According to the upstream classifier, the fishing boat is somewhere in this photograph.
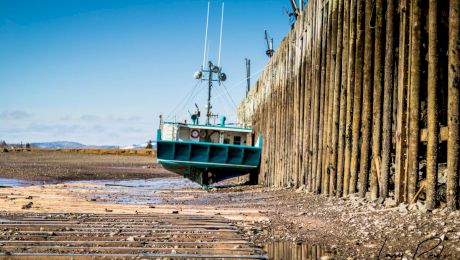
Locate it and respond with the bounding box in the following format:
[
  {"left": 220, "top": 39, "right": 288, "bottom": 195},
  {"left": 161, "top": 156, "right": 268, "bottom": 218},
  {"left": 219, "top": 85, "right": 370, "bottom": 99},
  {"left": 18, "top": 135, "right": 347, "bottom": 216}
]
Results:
[{"left": 156, "top": 2, "right": 262, "bottom": 186}]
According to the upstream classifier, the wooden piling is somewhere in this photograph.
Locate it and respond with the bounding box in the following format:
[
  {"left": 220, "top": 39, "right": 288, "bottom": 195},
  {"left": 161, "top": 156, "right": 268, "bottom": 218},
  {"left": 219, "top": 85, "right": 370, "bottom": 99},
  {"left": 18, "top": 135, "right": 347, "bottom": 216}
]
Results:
[
  {"left": 311, "top": 1, "right": 323, "bottom": 193},
  {"left": 407, "top": 0, "right": 421, "bottom": 202},
  {"left": 336, "top": 0, "right": 350, "bottom": 197},
  {"left": 447, "top": 0, "right": 459, "bottom": 210},
  {"left": 322, "top": 0, "right": 333, "bottom": 195},
  {"left": 343, "top": 0, "right": 356, "bottom": 197},
  {"left": 326, "top": 0, "right": 339, "bottom": 196},
  {"left": 349, "top": 0, "right": 364, "bottom": 195},
  {"left": 358, "top": 0, "right": 374, "bottom": 197},
  {"left": 236, "top": 0, "right": 458, "bottom": 210},
  {"left": 425, "top": 0, "right": 438, "bottom": 210},
  {"left": 330, "top": 0, "right": 344, "bottom": 196},
  {"left": 395, "top": 0, "right": 410, "bottom": 203},
  {"left": 371, "top": 0, "right": 384, "bottom": 201},
  {"left": 316, "top": 2, "right": 329, "bottom": 194},
  {"left": 380, "top": 0, "right": 395, "bottom": 198}
]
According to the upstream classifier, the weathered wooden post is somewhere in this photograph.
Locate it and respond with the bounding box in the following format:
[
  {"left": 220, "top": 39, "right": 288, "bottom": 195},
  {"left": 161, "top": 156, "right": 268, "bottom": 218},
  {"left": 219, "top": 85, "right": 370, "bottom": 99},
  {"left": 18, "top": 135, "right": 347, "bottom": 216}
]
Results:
[
  {"left": 358, "top": 0, "right": 374, "bottom": 197},
  {"left": 447, "top": 0, "right": 459, "bottom": 210},
  {"left": 381, "top": 0, "right": 395, "bottom": 199},
  {"left": 322, "top": 0, "right": 333, "bottom": 195},
  {"left": 331, "top": 0, "right": 344, "bottom": 196},
  {"left": 426, "top": 0, "right": 438, "bottom": 210},
  {"left": 326, "top": 0, "right": 339, "bottom": 196},
  {"left": 315, "top": 3, "right": 329, "bottom": 194},
  {"left": 407, "top": 0, "right": 421, "bottom": 203},
  {"left": 343, "top": 0, "right": 356, "bottom": 197},
  {"left": 371, "top": 0, "right": 384, "bottom": 201},
  {"left": 349, "top": 0, "right": 365, "bottom": 195},
  {"left": 337, "top": 0, "right": 350, "bottom": 197}
]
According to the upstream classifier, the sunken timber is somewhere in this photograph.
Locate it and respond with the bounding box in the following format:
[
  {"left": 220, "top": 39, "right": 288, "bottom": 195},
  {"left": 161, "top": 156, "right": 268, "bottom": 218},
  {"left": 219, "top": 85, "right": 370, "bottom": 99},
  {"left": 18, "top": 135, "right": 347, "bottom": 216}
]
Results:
[{"left": 238, "top": 0, "right": 460, "bottom": 210}]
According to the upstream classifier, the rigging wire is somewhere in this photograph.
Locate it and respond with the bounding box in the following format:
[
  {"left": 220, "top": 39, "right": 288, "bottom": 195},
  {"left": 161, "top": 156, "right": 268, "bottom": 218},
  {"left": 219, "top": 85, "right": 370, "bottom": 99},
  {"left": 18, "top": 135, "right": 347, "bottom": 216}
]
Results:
[
  {"left": 213, "top": 66, "right": 265, "bottom": 100},
  {"left": 221, "top": 82, "right": 237, "bottom": 109},
  {"left": 202, "top": 1, "right": 211, "bottom": 68},
  {"left": 214, "top": 85, "right": 236, "bottom": 119},
  {"left": 217, "top": 2, "right": 225, "bottom": 67},
  {"left": 174, "top": 82, "right": 206, "bottom": 120},
  {"left": 166, "top": 81, "right": 201, "bottom": 120}
]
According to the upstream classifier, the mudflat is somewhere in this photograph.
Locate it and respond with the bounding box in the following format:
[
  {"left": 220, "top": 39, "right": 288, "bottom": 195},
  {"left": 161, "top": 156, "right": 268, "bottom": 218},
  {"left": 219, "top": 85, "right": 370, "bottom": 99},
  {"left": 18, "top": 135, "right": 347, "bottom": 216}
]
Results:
[
  {"left": 0, "top": 151, "right": 459, "bottom": 258},
  {"left": 0, "top": 151, "right": 175, "bottom": 181}
]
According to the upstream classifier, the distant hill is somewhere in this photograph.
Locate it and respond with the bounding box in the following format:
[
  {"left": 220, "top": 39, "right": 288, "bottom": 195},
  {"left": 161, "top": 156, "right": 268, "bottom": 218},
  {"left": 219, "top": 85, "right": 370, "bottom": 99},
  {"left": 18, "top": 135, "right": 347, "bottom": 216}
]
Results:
[
  {"left": 121, "top": 142, "right": 157, "bottom": 150},
  {"left": 31, "top": 141, "right": 119, "bottom": 149}
]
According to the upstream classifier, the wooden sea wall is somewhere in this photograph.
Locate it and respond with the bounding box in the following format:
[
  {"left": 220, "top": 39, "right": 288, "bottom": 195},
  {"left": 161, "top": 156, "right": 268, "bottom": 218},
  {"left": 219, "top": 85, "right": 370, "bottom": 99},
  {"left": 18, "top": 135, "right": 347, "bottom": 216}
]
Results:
[{"left": 238, "top": 0, "right": 460, "bottom": 209}]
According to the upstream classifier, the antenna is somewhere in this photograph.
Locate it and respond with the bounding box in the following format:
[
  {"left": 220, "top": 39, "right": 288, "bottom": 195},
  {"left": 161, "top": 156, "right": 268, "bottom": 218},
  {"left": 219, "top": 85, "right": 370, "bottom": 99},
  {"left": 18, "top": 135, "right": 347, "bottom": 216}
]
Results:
[
  {"left": 289, "top": 0, "right": 299, "bottom": 19},
  {"left": 264, "top": 30, "right": 274, "bottom": 58},
  {"left": 202, "top": 1, "right": 210, "bottom": 68},
  {"left": 245, "top": 58, "right": 251, "bottom": 95},
  {"left": 217, "top": 2, "right": 225, "bottom": 67}
]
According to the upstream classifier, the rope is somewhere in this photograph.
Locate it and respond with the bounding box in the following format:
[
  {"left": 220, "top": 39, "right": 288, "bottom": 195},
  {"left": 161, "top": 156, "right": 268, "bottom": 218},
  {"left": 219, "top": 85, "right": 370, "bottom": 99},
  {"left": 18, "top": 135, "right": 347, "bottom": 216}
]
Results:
[{"left": 369, "top": 0, "right": 376, "bottom": 29}]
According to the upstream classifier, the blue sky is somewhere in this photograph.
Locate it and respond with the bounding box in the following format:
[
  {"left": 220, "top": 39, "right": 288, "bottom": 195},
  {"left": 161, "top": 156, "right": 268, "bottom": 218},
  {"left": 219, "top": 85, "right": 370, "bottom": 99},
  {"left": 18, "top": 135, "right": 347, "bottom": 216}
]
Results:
[{"left": 0, "top": 0, "right": 293, "bottom": 146}]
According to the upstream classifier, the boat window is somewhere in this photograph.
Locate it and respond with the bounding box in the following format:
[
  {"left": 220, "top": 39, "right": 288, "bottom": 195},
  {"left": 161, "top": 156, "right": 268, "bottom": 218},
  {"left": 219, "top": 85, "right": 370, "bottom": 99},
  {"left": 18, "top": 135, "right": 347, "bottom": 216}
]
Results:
[
  {"left": 233, "top": 136, "right": 241, "bottom": 145},
  {"left": 224, "top": 138, "right": 230, "bottom": 144}
]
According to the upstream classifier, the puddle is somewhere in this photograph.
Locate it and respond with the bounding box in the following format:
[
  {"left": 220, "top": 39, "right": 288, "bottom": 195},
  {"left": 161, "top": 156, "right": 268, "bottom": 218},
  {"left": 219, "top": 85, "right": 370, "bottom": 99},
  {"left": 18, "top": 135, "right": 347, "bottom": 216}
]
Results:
[
  {"left": 69, "top": 177, "right": 201, "bottom": 205},
  {"left": 0, "top": 178, "right": 49, "bottom": 188},
  {"left": 263, "top": 242, "right": 335, "bottom": 260}
]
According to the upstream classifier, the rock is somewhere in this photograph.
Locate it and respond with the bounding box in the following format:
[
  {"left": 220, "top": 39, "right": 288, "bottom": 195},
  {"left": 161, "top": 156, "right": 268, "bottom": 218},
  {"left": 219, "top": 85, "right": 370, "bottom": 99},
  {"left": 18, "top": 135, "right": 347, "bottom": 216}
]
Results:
[
  {"left": 21, "top": 202, "right": 33, "bottom": 209},
  {"left": 172, "top": 210, "right": 179, "bottom": 214},
  {"left": 297, "top": 212, "right": 306, "bottom": 216},
  {"left": 109, "top": 230, "right": 121, "bottom": 237},
  {"left": 376, "top": 197, "right": 385, "bottom": 205},
  {"left": 398, "top": 204, "right": 409, "bottom": 213},
  {"left": 448, "top": 211, "right": 460, "bottom": 219},
  {"left": 295, "top": 185, "right": 306, "bottom": 193},
  {"left": 126, "top": 236, "right": 136, "bottom": 242},
  {"left": 384, "top": 198, "right": 397, "bottom": 208}
]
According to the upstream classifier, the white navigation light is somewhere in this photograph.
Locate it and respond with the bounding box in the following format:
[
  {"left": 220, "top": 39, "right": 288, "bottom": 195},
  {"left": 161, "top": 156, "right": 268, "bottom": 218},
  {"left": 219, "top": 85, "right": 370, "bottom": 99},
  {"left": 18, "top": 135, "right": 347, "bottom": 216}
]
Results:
[
  {"left": 219, "top": 73, "right": 227, "bottom": 81},
  {"left": 194, "top": 71, "right": 203, "bottom": 79}
]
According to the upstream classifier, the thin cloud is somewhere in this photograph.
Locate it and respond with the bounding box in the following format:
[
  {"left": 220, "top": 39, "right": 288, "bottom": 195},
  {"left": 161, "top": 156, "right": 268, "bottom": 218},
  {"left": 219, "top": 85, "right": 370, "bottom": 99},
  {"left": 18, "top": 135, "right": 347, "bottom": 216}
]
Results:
[
  {"left": 107, "top": 115, "right": 143, "bottom": 122},
  {"left": 0, "top": 110, "right": 31, "bottom": 120},
  {"left": 80, "top": 114, "right": 101, "bottom": 121},
  {"left": 127, "top": 116, "right": 142, "bottom": 121}
]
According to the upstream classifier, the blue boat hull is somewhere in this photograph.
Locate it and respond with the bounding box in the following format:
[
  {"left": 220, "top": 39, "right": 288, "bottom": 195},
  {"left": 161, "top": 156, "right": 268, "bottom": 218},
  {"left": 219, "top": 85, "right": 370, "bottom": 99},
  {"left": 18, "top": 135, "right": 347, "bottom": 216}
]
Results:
[{"left": 156, "top": 140, "right": 261, "bottom": 185}]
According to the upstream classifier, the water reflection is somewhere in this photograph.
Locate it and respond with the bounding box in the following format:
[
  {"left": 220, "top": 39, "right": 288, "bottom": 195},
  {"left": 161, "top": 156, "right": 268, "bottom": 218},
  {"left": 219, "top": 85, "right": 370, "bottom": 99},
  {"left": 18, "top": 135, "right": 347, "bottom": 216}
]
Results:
[
  {"left": 69, "top": 177, "right": 201, "bottom": 204},
  {"left": 263, "top": 241, "right": 335, "bottom": 260},
  {"left": 0, "top": 178, "right": 48, "bottom": 187}
]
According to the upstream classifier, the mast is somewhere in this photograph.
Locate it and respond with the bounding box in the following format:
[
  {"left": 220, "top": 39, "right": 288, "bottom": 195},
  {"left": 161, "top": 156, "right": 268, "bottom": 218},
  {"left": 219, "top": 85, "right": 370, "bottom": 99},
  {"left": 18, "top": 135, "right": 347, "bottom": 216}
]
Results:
[
  {"left": 207, "top": 61, "right": 213, "bottom": 125},
  {"left": 194, "top": 1, "right": 227, "bottom": 125}
]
